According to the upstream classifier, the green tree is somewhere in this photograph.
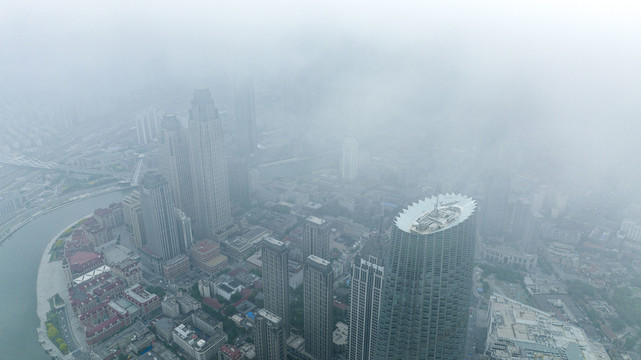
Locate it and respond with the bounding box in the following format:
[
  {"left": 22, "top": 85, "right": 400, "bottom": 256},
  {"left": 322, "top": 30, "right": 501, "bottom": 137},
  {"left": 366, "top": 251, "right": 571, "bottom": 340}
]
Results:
[
  {"left": 59, "top": 342, "right": 68, "bottom": 353},
  {"left": 230, "top": 292, "right": 242, "bottom": 303}
]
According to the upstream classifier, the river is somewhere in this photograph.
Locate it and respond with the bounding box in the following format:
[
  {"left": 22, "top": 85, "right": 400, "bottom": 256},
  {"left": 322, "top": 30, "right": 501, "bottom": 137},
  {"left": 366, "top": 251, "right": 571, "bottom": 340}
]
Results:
[{"left": 0, "top": 191, "right": 124, "bottom": 360}]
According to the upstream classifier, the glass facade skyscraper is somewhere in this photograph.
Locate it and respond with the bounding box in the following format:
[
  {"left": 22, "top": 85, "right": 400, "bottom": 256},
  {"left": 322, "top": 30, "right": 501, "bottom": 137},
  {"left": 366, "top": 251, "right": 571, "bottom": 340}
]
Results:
[{"left": 376, "top": 194, "right": 477, "bottom": 359}]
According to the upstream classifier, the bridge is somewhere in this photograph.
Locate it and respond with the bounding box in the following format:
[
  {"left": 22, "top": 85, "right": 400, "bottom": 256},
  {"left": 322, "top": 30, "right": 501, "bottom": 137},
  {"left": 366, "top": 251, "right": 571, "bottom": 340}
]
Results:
[{"left": 0, "top": 154, "right": 136, "bottom": 182}]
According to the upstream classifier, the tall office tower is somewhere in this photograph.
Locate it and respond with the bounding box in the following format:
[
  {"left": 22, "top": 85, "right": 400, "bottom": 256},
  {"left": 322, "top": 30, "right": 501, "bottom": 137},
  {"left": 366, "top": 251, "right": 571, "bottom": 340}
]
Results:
[
  {"left": 227, "top": 156, "right": 251, "bottom": 206},
  {"left": 232, "top": 74, "right": 257, "bottom": 157},
  {"left": 135, "top": 110, "right": 158, "bottom": 145},
  {"left": 188, "top": 89, "right": 232, "bottom": 236},
  {"left": 262, "top": 237, "right": 290, "bottom": 337},
  {"left": 254, "top": 308, "right": 287, "bottom": 360},
  {"left": 510, "top": 198, "right": 542, "bottom": 255},
  {"left": 481, "top": 173, "right": 510, "bottom": 239},
  {"left": 348, "top": 257, "right": 384, "bottom": 360},
  {"left": 376, "top": 194, "right": 477, "bottom": 360},
  {"left": 123, "top": 190, "right": 146, "bottom": 248},
  {"left": 304, "top": 216, "right": 330, "bottom": 260},
  {"left": 174, "top": 207, "right": 193, "bottom": 252},
  {"left": 304, "top": 255, "right": 334, "bottom": 360},
  {"left": 141, "top": 171, "right": 180, "bottom": 260},
  {"left": 159, "top": 114, "right": 196, "bottom": 221},
  {"left": 341, "top": 137, "right": 359, "bottom": 181}
]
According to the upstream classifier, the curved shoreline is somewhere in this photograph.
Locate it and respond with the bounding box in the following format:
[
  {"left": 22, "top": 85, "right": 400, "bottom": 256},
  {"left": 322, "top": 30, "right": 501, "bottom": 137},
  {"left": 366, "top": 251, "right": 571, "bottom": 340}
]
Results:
[
  {"left": 0, "top": 185, "right": 132, "bottom": 246},
  {"left": 36, "top": 214, "right": 92, "bottom": 359},
  {"left": 31, "top": 188, "right": 129, "bottom": 359}
]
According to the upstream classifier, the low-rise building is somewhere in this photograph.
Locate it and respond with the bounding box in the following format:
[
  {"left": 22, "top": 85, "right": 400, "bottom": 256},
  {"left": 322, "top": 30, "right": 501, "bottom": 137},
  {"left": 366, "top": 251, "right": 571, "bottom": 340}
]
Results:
[
  {"left": 221, "top": 227, "right": 270, "bottom": 262},
  {"left": 162, "top": 253, "right": 190, "bottom": 281},
  {"left": 480, "top": 242, "right": 538, "bottom": 270},
  {"left": 485, "top": 294, "right": 610, "bottom": 360},
  {"left": 172, "top": 323, "right": 228, "bottom": 360},
  {"left": 191, "top": 239, "right": 228, "bottom": 275}
]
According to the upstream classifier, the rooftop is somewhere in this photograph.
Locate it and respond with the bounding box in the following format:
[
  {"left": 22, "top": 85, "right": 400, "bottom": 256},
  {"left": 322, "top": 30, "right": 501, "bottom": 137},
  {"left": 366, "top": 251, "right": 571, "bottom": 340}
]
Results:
[
  {"left": 307, "top": 255, "right": 330, "bottom": 266},
  {"left": 306, "top": 216, "right": 326, "bottom": 225},
  {"left": 257, "top": 308, "right": 282, "bottom": 324},
  {"left": 486, "top": 294, "right": 610, "bottom": 360},
  {"left": 395, "top": 193, "right": 476, "bottom": 234}
]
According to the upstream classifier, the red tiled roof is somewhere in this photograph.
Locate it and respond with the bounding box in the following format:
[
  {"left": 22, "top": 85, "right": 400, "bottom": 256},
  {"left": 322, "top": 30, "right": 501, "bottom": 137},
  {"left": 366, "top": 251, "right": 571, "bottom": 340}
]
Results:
[{"left": 69, "top": 251, "right": 101, "bottom": 266}]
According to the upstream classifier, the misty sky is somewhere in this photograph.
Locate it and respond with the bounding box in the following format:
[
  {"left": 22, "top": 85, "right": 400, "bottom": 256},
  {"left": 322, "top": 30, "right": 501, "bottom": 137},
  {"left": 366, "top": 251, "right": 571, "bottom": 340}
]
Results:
[{"left": 2, "top": 0, "right": 640, "bottom": 178}]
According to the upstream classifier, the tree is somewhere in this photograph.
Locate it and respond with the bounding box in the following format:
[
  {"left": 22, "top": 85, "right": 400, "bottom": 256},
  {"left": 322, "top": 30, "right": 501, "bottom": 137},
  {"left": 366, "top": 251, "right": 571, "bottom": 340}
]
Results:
[
  {"left": 225, "top": 304, "right": 236, "bottom": 315},
  {"left": 59, "top": 342, "right": 68, "bottom": 353},
  {"left": 47, "top": 325, "right": 59, "bottom": 339},
  {"left": 230, "top": 292, "right": 242, "bottom": 303}
]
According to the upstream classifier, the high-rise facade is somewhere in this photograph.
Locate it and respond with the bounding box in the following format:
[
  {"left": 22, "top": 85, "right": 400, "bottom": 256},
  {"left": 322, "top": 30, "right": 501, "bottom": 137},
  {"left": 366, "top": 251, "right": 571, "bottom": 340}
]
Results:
[
  {"left": 304, "top": 255, "right": 334, "bottom": 360},
  {"left": 481, "top": 173, "right": 510, "bottom": 239},
  {"left": 174, "top": 207, "right": 193, "bottom": 252},
  {"left": 341, "top": 137, "right": 358, "bottom": 181},
  {"left": 123, "top": 190, "right": 146, "bottom": 248},
  {"left": 262, "top": 237, "right": 290, "bottom": 337},
  {"left": 233, "top": 73, "right": 257, "bottom": 157},
  {"left": 141, "top": 171, "right": 180, "bottom": 260},
  {"left": 188, "top": 89, "right": 232, "bottom": 236},
  {"left": 227, "top": 156, "right": 251, "bottom": 206},
  {"left": 348, "top": 257, "right": 384, "bottom": 360},
  {"left": 159, "top": 114, "right": 196, "bottom": 222},
  {"left": 254, "top": 308, "right": 287, "bottom": 360},
  {"left": 376, "top": 194, "right": 477, "bottom": 359},
  {"left": 304, "top": 216, "right": 330, "bottom": 260},
  {"left": 135, "top": 110, "right": 158, "bottom": 145}
]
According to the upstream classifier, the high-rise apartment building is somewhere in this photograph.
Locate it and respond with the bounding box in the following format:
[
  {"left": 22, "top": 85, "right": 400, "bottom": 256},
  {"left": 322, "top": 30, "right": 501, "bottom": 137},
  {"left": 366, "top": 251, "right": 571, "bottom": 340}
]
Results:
[
  {"left": 254, "top": 308, "right": 287, "bottom": 360},
  {"left": 174, "top": 207, "right": 193, "bottom": 252},
  {"left": 341, "top": 137, "right": 358, "bottom": 181},
  {"left": 188, "top": 89, "right": 232, "bottom": 236},
  {"left": 159, "top": 114, "right": 196, "bottom": 222},
  {"left": 304, "top": 255, "right": 334, "bottom": 360},
  {"left": 123, "top": 190, "right": 146, "bottom": 248},
  {"left": 141, "top": 171, "right": 180, "bottom": 260},
  {"left": 262, "top": 237, "right": 290, "bottom": 337},
  {"left": 304, "top": 216, "right": 330, "bottom": 260},
  {"left": 348, "top": 257, "right": 384, "bottom": 360},
  {"left": 376, "top": 194, "right": 477, "bottom": 359}
]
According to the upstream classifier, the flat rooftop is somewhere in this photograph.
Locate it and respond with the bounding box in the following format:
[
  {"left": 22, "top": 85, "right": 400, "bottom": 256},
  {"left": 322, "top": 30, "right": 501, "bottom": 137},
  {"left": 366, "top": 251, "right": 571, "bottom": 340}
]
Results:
[
  {"left": 486, "top": 294, "right": 610, "bottom": 360},
  {"left": 306, "top": 216, "right": 326, "bottom": 225}
]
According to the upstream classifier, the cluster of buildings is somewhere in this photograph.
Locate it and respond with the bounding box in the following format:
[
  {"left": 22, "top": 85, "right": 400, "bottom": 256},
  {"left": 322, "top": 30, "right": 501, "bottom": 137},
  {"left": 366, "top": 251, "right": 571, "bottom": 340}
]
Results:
[{"left": 485, "top": 295, "right": 609, "bottom": 360}]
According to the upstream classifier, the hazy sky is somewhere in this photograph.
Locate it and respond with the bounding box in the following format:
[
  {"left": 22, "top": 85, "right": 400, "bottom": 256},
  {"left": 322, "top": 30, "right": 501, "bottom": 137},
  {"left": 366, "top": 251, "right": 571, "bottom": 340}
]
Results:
[{"left": 2, "top": 0, "right": 640, "bottom": 174}]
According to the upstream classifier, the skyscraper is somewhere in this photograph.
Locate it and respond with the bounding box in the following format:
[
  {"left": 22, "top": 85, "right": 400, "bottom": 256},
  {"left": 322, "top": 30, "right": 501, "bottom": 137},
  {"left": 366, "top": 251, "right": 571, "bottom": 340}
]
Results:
[
  {"left": 262, "top": 237, "right": 290, "bottom": 337},
  {"left": 232, "top": 73, "right": 257, "bottom": 157},
  {"left": 188, "top": 89, "right": 232, "bottom": 236},
  {"left": 123, "top": 190, "right": 146, "bottom": 248},
  {"left": 376, "top": 194, "right": 477, "bottom": 359},
  {"left": 135, "top": 109, "right": 158, "bottom": 145},
  {"left": 348, "top": 257, "right": 384, "bottom": 360},
  {"left": 141, "top": 171, "right": 180, "bottom": 260},
  {"left": 254, "top": 308, "right": 287, "bottom": 360},
  {"left": 174, "top": 207, "right": 193, "bottom": 252},
  {"left": 341, "top": 137, "right": 358, "bottom": 181},
  {"left": 304, "top": 255, "right": 334, "bottom": 360},
  {"left": 159, "top": 114, "right": 196, "bottom": 222},
  {"left": 227, "top": 156, "right": 251, "bottom": 206},
  {"left": 481, "top": 173, "right": 510, "bottom": 239},
  {"left": 304, "top": 216, "right": 330, "bottom": 260}
]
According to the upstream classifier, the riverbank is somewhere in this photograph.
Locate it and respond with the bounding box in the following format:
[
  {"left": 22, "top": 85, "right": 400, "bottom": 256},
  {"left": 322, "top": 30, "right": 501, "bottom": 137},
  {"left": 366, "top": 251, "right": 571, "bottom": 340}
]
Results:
[
  {"left": 0, "top": 185, "right": 132, "bottom": 246},
  {"left": 35, "top": 215, "right": 92, "bottom": 359}
]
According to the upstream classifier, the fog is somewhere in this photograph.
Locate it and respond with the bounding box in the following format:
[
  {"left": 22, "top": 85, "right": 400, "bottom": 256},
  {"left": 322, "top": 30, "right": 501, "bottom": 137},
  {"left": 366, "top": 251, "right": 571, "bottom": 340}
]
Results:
[
  {"left": 3, "top": 1, "right": 641, "bottom": 358},
  {"left": 2, "top": 1, "right": 640, "bottom": 198}
]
